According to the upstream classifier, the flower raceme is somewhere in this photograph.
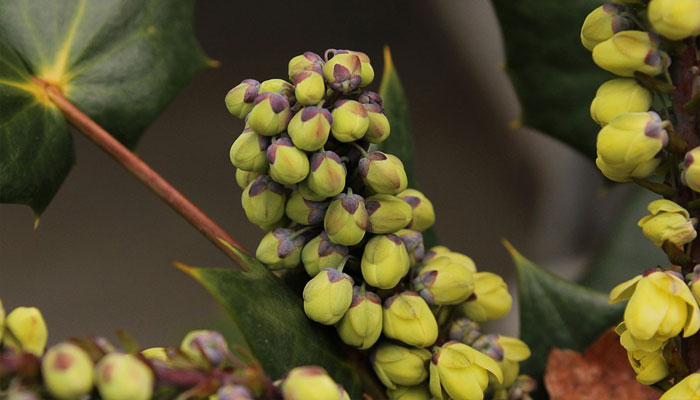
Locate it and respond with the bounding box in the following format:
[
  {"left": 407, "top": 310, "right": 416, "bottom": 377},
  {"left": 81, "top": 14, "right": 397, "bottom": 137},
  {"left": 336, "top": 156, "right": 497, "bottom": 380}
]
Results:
[{"left": 610, "top": 270, "right": 700, "bottom": 347}]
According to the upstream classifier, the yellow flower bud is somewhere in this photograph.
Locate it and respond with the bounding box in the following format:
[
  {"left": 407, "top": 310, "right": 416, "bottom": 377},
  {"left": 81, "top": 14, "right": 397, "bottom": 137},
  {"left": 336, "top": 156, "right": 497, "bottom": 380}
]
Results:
[
  {"left": 590, "top": 79, "right": 652, "bottom": 126},
  {"left": 383, "top": 292, "right": 438, "bottom": 347},
  {"left": 361, "top": 234, "right": 411, "bottom": 289},
  {"left": 4, "top": 306, "right": 47, "bottom": 356},
  {"left": 301, "top": 232, "right": 348, "bottom": 277},
  {"left": 241, "top": 175, "right": 287, "bottom": 227},
  {"left": 281, "top": 366, "right": 345, "bottom": 400},
  {"left": 423, "top": 246, "right": 451, "bottom": 264},
  {"left": 595, "top": 111, "right": 668, "bottom": 182},
  {"left": 490, "top": 336, "right": 531, "bottom": 389},
  {"left": 285, "top": 190, "right": 328, "bottom": 226},
  {"left": 592, "top": 31, "right": 666, "bottom": 77},
  {"left": 294, "top": 71, "right": 326, "bottom": 106},
  {"left": 638, "top": 199, "right": 697, "bottom": 247},
  {"left": 365, "top": 194, "right": 413, "bottom": 234},
  {"left": 324, "top": 193, "right": 369, "bottom": 246},
  {"left": 303, "top": 268, "right": 354, "bottom": 325},
  {"left": 225, "top": 79, "right": 259, "bottom": 119},
  {"left": 229, "top": 127, "right": 270, "bottom": 173},
  {"left": 267, "top": 138, "right": 310, "bottom": 185},
  {"left": 683, "top": 146, "right": 700, "bottom": 192},
  {"left": 247, "top": 93, "right": 292, "bottom": 136},
  {"left": 372, "top": 342, "right": 431, "bottom": 389},
  {"left": 255, "top": 228, "right": 306, "bottom": 270},
  {"left": 257, "top": 78, "right": 294, "bottom": 98},
  {"left": 42, "top": 342, "right": 94, "bottom": 400},
  {"left": 459, "top": 272, "right": 512, "bottom": 322},
  {"left": 429, "top": 341, "right": 503, "bottom": 400},
  {"left": 364, "top": 103, "right": 391, "bottom": 144},
  {"left": 180, "top": 330, "right": 231, "bottom": 367},
  {"left": 359, "top": 152, "right": 409, "bottom": 195},
  {"left": 649, "top": 0, "right": 700, "bottom": 40},
  {"left": 628, "top": 348, "right": 670, "bottom": 385},
  {"left": 616, "top": 322, "right": 667, "bottom": 353},
  {"left": 288, "top": 52, "right": 324, "bottom": 82},
  {"left": 141, "top": 347, "right": 168, "bottom": 361},
  {"left": 323, "top": 52, "right": 363, "bottom": 94},
  {"left": 660, "top": 372, "right": 700, "bottom": 399},
  {"left": 96, "top": 353, "right": 154, "bottom": 400},
  {"left": 331, "top": 100, "right": 369, "bottom": 142},
  {"left": 307, "top": 151, "right": 347, "bottom": 198},
  {"left": 212, "top": 385, "right": 254, "bottom": 400},
  {"left": 395, "top": 229, "right": 425, "bottom": 267},
  {"left": 336, "top": 287, "right": 383, "bottom": 349},
  {"left": 581, "top": 4, "right": 634, "bottom": 51},
  {"left": 288, "top": 106, "right": 332, "bottom": 151},
  {"left": 397, "top": 189, "right": 435, "bottom": 232},
  {"left": 387, "top": 384, "right": 431, "bottom": 400},
  {"left": 235, "top": 169, "right": 262, "bottom": 190},
  {"left": 342, "top": 50, "right": 374, "bottom": 87},
  {"left": 414, "top": 256, "right": 475, "bottom": 305},
  {"left": 298, "top": 179, "right": 328, "bottom": 202},
  {"left": 610, "top": 270, "right": 700, "bottom": 344}
]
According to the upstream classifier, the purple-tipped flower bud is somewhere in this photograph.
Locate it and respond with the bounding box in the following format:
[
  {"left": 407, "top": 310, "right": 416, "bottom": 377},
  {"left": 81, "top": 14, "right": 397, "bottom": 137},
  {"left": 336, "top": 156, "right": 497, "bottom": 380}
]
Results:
[
  {"left": 448, "top": 318, "right": 483, "bottom": 345},
  {"left": 301, "top": 232, "right": 349, "bottom": 277},
  {"left": 42, "top": 342, "right": 95, "bottom": 400},
  {"left": 258, "top": 78, "right": 295, "bottom": 100},
  {"left": 289, "top": 52, "right": 324, "bottom": 81},
  {"left": 307, "top": 151, "right": 347, "bottom": 198},
  {"left": 230, "top": 127, "right": 270, "bottom": 173},
  {"left": 683, "top": 146, "right": 700, "bottom": 193},
  {"left": 358, "top": 91, "right": 384, "bottom": 107},
  {"left": 364, "top": 103, "right": 391, "bottom": 144},
  {"left": 372, "top": 343, "right": 431, "bottom": 389},
  {"left": 267, "top": 138, "right": 310, "bottom": 185},
  {"left": 365, "top": 194, "right": 413, "bottom": 234},
  {"left": 235, "top": 169, "right": 263, "bottom": 190},
  {"left": 414, "top": 256, "right": 475, "bottom": 305},
  {"left": 394, "top": 229, "right": 425, "bottom": 267},
  {"left": 324, "top": 193, "right": 369, "bottom": 246},
  {"left": 323, "top": 52, "right": 362, "bottom": 94},
  {"left": 288, "top": 106, "right": 333, "bottom": 151},
  {"left": 303, "top": 268, "right": 354, "bottom": 325},
  {"left": 383, "top": 292, "right": 438, "bottom": 347},
  {"left": 225, "top": 79, "right": 260, "bottom": 119},
  {"left": 248, "top": 93, "right": 292, "bottom": 136},
  {"left": 359, "top": 152, "right": 408, "bottom": 195},
  {"left": 580, "top": 4, "right": 634, "bottom": 51},
  {"left": 256, "top": 228, "right": 307, "bottom": 269},
  {"left": 336, "top": 287, "right": 383, "bottom": 349},
  {"left": 281, "top": 366, "right": 346, "bottom": 400},
  {"left": 336, "top": 50, "right": 375, "bottom": 87},
  {"left": 295, "top": 71, "right": 326, "bottom": 106},
  {"left": 213, "top": 385, "right": 254, "bottom": 400},
  {"left": 95, "top": 354, "right": 154, "bottom": 400},
  {"left": 361, "top": 234, "right": 411, "bottom": 289},
  {"left": 460, "top": 272, "right": 512, "bottom": 322},
  {"left": 331, "top": 100, "right": 369, "bottom": 142},
  {"left": 286, "top": 190, "right": 328, "bottom": 225},
  {"left": 180, "top": 330, "right": 231, "bottom": 367},
  {"left": 241, "top": 175, "right": 287, "bottom": 227},
  {"left": 397, "top": 189, "right": 435, "bottom": 232},
  {"left": 298, "top": 179, "right": 328, "bottom": 201}
]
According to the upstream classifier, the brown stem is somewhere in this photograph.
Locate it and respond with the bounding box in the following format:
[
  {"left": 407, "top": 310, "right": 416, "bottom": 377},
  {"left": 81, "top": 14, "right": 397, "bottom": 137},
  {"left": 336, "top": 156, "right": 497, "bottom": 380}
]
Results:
[{"left": 34, "top": 78, "right": 249, "bottom": 271}]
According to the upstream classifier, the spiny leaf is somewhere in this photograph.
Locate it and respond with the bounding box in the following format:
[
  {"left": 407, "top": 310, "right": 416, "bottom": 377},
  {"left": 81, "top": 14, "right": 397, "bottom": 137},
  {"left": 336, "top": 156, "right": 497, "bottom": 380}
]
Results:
[
  {"left": 176, "top": 242, "right": 363, "bottom": 399},
  {"left": 378, "top": 46, "right": 438, "bottom": 248},
  {"left": 0, "top": 0, "right": 210, "bottom": 214},
  {"left": 492, "top": 0, "right": 608, "bottom": 158},
  {"left": 504, "top": 240, "right": 624, "bottom": 398}
]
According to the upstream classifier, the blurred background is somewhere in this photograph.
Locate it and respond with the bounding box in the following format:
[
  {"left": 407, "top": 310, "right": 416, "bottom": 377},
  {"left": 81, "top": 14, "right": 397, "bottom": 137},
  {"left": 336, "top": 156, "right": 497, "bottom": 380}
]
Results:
[{"left": 0, "top": 0, "right": 627, "bottom": 346}]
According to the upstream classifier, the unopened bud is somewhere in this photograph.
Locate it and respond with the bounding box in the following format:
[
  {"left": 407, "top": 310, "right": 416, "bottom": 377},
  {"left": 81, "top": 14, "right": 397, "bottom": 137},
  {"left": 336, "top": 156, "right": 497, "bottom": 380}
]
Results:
[
  {"left": 256, "top": 228, "right": 307, "bottom": 270},
  {"left": 365, "top": 194, "right": 412, "bottom": 234},
  {"left": 383, "top": 292, "right": 438, "bottom": 347},
  {"left": 295, "top": 71, "right": 326, "bottom": 106},
  {"left": 301, "top": 232, "right": 349, "bottom": 277},
  {"left": 281, "top": 366, "right": 345, "bottom": 400},
  {"left": 331, "top": 100, "right": 369, "bottom": 142},
  {"left": 307, "top": 151, "right": 347, "bottom": 198},
  {"left": 323, "top": 52, "right": 362, "bottom": 94},
  {"left": 372, "top": 342, "right": 431, "bottom": 389},
  {"left": 258, "top": 78, "right": 295, "bottom": 100},
  {"left": 213, "top": 385, "right": 255, "bottom": 400},
  {"left": 336, "top": 287, "right": 383, "bottom": 349},
  {"left": 397, "top": 189, "right": 435, "bottom": 232},
  {"left": 42, "top": 342, "right": 95, "bottom": 400},
  {"left": 638, "top": 199, "right": 696, "bottom": 247},
  {"left": 324, "top": 192, "right": 369, "bottom": 246},
  {"left": 683, "top": 146, "right": 700, "bottom": 193},
  {"left": 303, "top": 268, "right": 354, "bottom": 325},
  {"left": 286, "top": 190, "right": 328, "bottom": 225},
  {"left": 580, "top": 4, "right": 634, "bottom": 51},
  {"left": 649, "top": 0, "right": 700, "bottom": 40},
  {"left": 288, "top": 52, "right": 324, "bottom": 81},
  {"left": 267, "top": 138, "right": 310, "bottom": 185},
  {"left": 592, "top": 31, "right": 666, "bottom": 77},
  {"left": 364, "top": 103, "right": 391, "bottom": 144},
  {"left": 235, "top": 169, "right": 263, "bottom": 189},
  {"left": 414, "top": 256, "right": 475, "bottom": 305},
  {"left": 247, "top": 93, "right": 292, "bottom": 136},
  {"left": 394, "top": 229, "right": 425, "bottom": 267},
  {"left": 288, "top": 106, "right": 332, "bottom": 151},
  {"left": 241, "top": 175, "right": 287, "bottom": 227},
  {"left": 359, "top": 152, "right": 408, "bottom": 194},
  {"left": 590, "top": 78, "right": 652, "bottom": 126},
  {"left": 180, "top": 330, "right": 231, "bottom": 367},
  {"left": 4, "top": 306, "right": 47, "bottom": 356},
  {"left": 362, "top": 234, "right": 410, "bottom": 289},
  {"left": 230, "top": 127, "right": 270, "bottom": 173},
  {"left": 95, "top": 353, "right": 154, "bottom": 400},
  {"left": 460, "top": 272, "right": 512, "bottom": 322},
  {"left": 225, "top": 79, "right": 260, "bottom": 119}
]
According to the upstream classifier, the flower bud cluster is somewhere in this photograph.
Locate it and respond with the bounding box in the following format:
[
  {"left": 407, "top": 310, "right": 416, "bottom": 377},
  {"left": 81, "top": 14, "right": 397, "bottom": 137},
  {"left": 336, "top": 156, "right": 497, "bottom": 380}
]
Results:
[
  {"left": 227, "top": 49, "right": 521, "bottom": 400},
  {"left": 0, "top": 300, "right": 351, "bottom": 400}
]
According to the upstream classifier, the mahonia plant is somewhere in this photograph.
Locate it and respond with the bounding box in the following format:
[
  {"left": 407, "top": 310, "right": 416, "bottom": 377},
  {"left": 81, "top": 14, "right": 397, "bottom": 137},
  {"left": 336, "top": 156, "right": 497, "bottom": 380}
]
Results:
[
  {"left": 0, "top": 299, "right": 355, "bottom": 400},
  {"left": 582, "top": 0, "right": 700, "bottom": 397},
  {"left": 226, "top": 49, "right": 536, "bottom": 400}
]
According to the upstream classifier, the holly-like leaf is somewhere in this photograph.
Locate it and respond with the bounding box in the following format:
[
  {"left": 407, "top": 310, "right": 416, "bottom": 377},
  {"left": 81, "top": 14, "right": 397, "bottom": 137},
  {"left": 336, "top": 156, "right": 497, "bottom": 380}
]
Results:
[
  {"left": 504, "top": 240, "right": 624, "bottom": 397},
  {"left": 580, "top": 188, "right": 666, "bottom": 292},
  {"left": 177, "top": 243, "right": 364, "bottom": 399},
  {"left": 378, "top": 46, "right": 438, "bottom": 248},
  {"left": 0, "top": 0, "right": 210, "bottom": 214},
  {"left": 492, "top": 0, "right": 608, "bottom": 158}
]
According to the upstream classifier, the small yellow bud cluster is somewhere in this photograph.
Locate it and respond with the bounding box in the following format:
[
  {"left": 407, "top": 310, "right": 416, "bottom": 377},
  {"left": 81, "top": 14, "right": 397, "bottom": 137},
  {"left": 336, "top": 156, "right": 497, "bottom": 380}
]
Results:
[
  {"left": 0, "top": 299, "right": 355, "bottom": 399},
  {"left": 227, "top": 50, "right": 520, "bottom": 400}
]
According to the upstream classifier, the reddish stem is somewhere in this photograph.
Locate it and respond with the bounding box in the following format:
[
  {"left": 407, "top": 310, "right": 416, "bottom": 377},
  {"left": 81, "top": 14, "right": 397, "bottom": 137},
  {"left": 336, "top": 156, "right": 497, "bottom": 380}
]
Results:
[{"left": 34, "top": 78, "right": 249, "bottom": 271}]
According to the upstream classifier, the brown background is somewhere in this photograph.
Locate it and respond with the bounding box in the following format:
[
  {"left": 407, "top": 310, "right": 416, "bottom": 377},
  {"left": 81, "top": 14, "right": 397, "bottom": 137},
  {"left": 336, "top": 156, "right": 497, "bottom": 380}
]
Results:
[{"left": 0, "top": 1, "right": 618, "bottom": 348}]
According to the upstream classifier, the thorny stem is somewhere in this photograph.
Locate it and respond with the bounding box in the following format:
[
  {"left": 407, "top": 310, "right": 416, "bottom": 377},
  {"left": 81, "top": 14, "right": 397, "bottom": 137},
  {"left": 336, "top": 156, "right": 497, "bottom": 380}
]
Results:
[{"left": 33, "top": 78, "right": 250, "bottom": 271}]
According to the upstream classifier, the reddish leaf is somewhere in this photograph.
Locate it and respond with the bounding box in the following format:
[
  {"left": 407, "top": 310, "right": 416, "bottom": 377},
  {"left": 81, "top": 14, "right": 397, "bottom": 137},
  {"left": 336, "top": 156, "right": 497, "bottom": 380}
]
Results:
[{"left": 544, "top": 329, "right": 660, "bottom": 400}]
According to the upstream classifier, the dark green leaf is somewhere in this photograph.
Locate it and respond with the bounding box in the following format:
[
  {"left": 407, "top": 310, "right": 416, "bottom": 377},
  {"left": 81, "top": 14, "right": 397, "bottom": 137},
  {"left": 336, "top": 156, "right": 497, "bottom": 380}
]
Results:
[
  {"left": 580, "top": 188, "right": 666, "bottom": 292},
  {"left": 492, "top": 0, "right": 608, "bottom": 158},
  {"left": 504, "top": 240, "right": 624, "bottom": 395},
  {"left": 378, "top": 46, "right": 438, "bottom": 248},
  {"left": 176, "top": 243, "right": 364, "bottom": 399},
  {"left": 0, "top": 0, "right": 210, "bottom": 214}
]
